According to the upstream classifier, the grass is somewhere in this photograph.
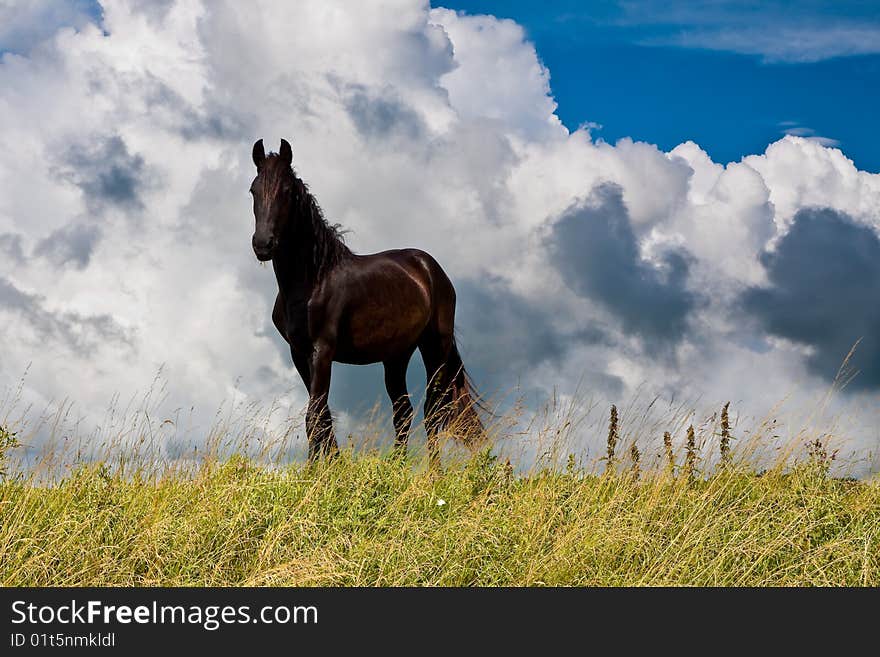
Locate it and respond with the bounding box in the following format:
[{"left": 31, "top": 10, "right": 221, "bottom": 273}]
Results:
[{"left": 1, "top": 420, "right": 878, "bottom": 586}]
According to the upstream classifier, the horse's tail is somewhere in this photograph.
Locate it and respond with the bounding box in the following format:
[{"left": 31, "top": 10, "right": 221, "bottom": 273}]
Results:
[{"left": 443, "top": 339, "right": 486, "bottom": 447}]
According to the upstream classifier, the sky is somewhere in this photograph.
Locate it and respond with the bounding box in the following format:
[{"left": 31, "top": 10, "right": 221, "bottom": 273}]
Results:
[{"left": 0, "top": 0, "right": 878, "bottom": 473}]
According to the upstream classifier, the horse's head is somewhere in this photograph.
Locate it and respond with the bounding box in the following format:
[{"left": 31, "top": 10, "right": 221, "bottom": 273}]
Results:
[{"left": 250, "top": 138, "right": 296, "bottom": 261}]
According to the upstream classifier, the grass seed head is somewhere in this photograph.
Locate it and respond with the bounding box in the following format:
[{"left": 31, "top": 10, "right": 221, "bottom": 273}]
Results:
[
  {"left": 606, "top": 404, "right": 619, "bottom": 467},
  {"left": 720, "top": 402, "right": 732, "bottom": 466},
  {"left": 629, "top": 441, "right": 641, "bottom": 480},
  {"left": 663, "top": 430, "right": 675, "bottom": 474},
  {"left": 685, "top": 424, "right": 697, "bottom": 481}
]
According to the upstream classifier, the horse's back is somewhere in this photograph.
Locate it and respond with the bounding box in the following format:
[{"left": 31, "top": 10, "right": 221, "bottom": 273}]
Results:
[
  {"left": 370, "top": 248, "right": 456, "bottom": 338},
  {"left": 371, "top": 248, "right": 454, "bottom": 300}
]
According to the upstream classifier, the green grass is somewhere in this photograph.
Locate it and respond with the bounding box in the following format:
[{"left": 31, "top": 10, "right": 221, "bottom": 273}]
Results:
[{"left": 2, "top": 444, "right": 878, "bottom": 586}]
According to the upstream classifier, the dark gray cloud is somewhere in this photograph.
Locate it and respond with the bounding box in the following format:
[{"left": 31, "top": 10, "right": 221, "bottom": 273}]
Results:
[
  {"left": 0, "top": 276, "right": 133, "bottom": 357},
  {"left": 457, "top": 277, "right": 622, "bottom": 399},
  {"left": 143, "top": 79, "right": 248, "bottom": 141},
  {"left": 457, "top": 277, "right": 579, "bottom": 374},
  {"left": 342, "top": 84, "right": 424, "bottom": 140},
  {"left": 34, "top": 223, "right": 101, "bottom": 269},
  {"left": 59, "top": 135, "right": 147, "bottom": 211},
  {"left": 742, "top": 207, "right": 880, "bottom": 390},
  {"left": 0, "top": 233, "right": 25, "bottom": 263},
  {"left": 178, "top": 106, "right": 248, "bottom": 142},
  {"left": 331, "top": 363, "right": 406, "bottom": 419},
  {"left": 548, "top": 183, "right": 698, "bottom": 347}
]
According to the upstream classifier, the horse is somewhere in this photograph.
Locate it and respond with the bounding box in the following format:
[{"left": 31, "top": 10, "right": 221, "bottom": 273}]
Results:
[{"left": 249, "top": 138, "right": 483, "bottom": 463}]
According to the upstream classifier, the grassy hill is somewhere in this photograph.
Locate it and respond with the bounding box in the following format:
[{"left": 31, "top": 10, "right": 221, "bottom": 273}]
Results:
[{"left": 1, "top": 421, "right": 877, "bottom": 585}]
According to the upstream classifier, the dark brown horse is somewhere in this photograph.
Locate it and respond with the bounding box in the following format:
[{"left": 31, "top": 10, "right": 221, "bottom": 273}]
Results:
[{"left": 250, "top": 139, "right": 483, "bottom": 462}]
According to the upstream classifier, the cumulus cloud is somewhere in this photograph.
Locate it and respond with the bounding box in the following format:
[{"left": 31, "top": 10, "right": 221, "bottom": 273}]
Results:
[
  {"left": 0, "top": 0, "right": 878, "bottom": 469},
  {"left": 429, "top": 7, "right": 565, "bottom": 140}
]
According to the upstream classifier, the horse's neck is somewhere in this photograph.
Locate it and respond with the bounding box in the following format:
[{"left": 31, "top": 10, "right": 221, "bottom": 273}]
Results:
[
  {"left": 273, "top": 243, "right": 313, "bottom": 303},
  {"left": 273, "top": 212, "right": 317, "bottom": 302},
  {"left": 273, "top": 193, "right": 349, "bottom": 302}
]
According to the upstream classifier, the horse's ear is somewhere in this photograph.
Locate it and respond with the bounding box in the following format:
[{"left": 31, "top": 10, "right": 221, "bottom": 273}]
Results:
[
  {"left": 252, "top": 139, "right": 265, "bottom": 170},
  {"left": 279, "top": 139, "right": 292, "bottom": 167}
]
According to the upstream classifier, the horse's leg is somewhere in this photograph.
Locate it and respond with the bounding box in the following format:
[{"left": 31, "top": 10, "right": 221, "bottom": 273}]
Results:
[
  {"left": 306, "top": 340, "right": 337, "bottom": 460},
  {"left": 291, "top": 349, "right": 315, "bottom": 459},
  {"left": 383, "top": 351, "right": 414, "bottom": 455},
  {"left": 291, "top": 348, "right": 311, "bottom": 389},
  {"left": 418, "top": 332, "right": 453, "bottom": 469},
  {"left": 276, "top": 295, "right": 313, "bottom": 393}
]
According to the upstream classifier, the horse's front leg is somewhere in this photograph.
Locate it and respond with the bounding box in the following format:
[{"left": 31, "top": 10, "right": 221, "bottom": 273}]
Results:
[
  {"left": 306, "top": 340, "right": 337, "bottom": 460},
  {"left": 290, "top": 347, "right": 311, "bottom": 390}
]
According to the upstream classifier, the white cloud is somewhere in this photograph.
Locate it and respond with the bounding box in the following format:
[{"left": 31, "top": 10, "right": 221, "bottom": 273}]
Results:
[
  {"left": 1, "top": 0, "right": 878, "bottom": 471},
  {"left": 428, "top": 8, "right": 565, "bottom": 141},
  {"left": 663, "top": 25, "right": 880, "bottom": 64},
  {"left": 617, "top": 2, "right": 880, "bottom": 63},
  {"left": 744, "top": 137, "right": 880, "bottom": 228},
  {"left": 781, "top": 126, "right": 839, "bottom": 148}
]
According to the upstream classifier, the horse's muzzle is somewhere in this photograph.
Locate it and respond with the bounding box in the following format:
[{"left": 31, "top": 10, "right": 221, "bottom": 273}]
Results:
[{"left": 253, "top": 235, "right": 275, "bottom": 261}]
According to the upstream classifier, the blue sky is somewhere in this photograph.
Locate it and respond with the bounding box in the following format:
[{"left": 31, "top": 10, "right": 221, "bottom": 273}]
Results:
[{"left": 447, "top": 0, "right": 880, "bottom": 172}]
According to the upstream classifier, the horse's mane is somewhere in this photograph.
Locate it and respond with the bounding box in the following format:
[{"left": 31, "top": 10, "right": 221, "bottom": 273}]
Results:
[{"left": 289, "top": 166, "right": 353, "bottom": 279}]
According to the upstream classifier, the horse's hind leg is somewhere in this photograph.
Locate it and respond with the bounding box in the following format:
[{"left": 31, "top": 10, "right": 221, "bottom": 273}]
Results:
[
  {"left": 418, "top": 331, "right": 453, "bottom": 469},
  {"left": 383, "top": 351, "right": 414, "bottom": 455}
]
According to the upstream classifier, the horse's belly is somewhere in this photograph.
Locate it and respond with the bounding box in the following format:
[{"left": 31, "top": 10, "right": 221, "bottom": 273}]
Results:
[{"left": 334, "top": 301, "right": 429, "bottom": 364}]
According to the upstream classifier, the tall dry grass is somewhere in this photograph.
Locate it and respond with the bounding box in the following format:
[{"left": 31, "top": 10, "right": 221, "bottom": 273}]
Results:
[{"left": 1, "top": 398, "right": 878, "bottom": 586}]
